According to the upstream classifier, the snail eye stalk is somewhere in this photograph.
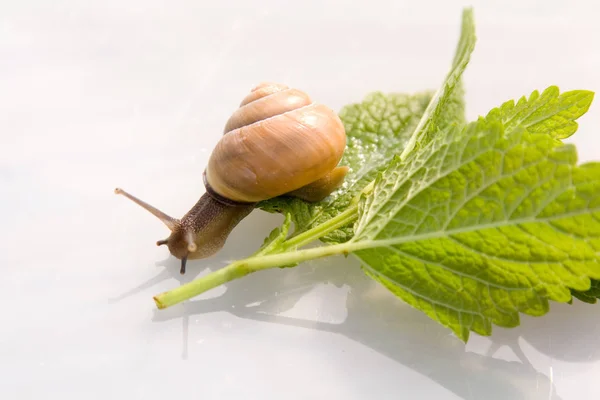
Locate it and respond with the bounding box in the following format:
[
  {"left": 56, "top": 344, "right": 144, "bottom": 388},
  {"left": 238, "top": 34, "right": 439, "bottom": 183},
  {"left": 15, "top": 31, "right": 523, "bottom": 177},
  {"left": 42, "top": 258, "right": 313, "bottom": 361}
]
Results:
[{"left": 114, "top": 187, "right": 180, "bottom": 231}]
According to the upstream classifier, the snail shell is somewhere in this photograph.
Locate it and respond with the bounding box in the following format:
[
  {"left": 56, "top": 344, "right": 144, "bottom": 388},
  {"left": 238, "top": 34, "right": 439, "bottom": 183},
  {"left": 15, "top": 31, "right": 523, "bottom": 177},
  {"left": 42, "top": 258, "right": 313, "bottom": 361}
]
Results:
[{"left": 204, "top": 82, "right": 347, "bottom": 203}]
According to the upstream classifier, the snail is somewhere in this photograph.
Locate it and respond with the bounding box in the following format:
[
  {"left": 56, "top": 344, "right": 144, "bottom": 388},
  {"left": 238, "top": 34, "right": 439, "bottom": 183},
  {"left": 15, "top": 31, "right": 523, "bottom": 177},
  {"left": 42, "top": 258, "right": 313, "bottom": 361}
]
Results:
[{"left": 115, "top": 82, "right": 348, "bottom": 274}]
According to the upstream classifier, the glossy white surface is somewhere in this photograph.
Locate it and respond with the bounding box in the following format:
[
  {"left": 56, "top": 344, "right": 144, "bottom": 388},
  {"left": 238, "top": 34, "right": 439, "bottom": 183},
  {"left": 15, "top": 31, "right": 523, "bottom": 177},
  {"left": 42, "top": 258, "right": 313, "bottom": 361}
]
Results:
[{"left": 1, "top": 1, "right": 599, "bottom": 399}]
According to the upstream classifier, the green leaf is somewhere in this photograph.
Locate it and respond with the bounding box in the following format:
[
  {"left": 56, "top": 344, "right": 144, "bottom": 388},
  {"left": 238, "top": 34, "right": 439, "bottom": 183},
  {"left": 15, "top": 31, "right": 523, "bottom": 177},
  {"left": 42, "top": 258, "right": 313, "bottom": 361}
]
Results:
[
  {"left": 399, "top": 7, "right": 476, "bottom": 159},
  {"left": 259, "top": 90, "right": 434, "bottom": 243},
  {"left": 253, "top": 212, "right": 298, "bottom": 268},
  {"left": 483, "top": 86, "right": 597, "bottom": 305},
  {"left": 484, "top": 86, "right": 594, "bottom": 139},
  {"left": 571, "top": 279, "right": 600, "bottom": 304},
  {"left": 255, "top": 213, "right": 293, "bottom": 256},
  {"left": 350, "top": 110, "right": 600, "bottom": 342}
]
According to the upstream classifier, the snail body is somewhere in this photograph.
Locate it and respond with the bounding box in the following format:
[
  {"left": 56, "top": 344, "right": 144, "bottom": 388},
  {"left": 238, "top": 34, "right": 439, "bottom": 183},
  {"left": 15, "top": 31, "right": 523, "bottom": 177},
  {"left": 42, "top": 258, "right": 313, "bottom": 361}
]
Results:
[{"left": 116, "top": 82, "right": 348, "bottom": 274}]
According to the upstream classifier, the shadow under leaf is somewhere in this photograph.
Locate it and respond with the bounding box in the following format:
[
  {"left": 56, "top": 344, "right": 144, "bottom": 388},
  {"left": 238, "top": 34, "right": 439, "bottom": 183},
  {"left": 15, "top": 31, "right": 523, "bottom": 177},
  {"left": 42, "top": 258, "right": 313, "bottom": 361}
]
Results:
[{"left": 150, "top": 253, "right": 581, "bottom": 400}]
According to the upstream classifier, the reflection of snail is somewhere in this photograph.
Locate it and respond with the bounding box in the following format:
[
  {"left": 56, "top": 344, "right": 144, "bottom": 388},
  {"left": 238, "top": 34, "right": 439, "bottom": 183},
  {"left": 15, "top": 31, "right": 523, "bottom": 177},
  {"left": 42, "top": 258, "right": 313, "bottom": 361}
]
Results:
[{"left": 115, "top": 82, "right": 348, "bottom": 274}]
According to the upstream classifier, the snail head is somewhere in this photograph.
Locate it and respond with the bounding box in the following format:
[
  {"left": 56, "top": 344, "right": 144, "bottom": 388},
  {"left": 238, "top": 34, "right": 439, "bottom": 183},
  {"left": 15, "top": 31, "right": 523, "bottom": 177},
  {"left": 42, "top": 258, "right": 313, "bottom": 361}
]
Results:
[{"left": 114, "top": 187, "right": 253, "bottom": 275}]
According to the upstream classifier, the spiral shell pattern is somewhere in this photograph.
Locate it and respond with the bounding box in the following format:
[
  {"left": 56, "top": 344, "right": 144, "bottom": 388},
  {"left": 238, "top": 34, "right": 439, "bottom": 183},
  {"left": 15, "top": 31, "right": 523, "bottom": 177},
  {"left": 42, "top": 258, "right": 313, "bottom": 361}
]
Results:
[{"left": 205, "top": 82, "right": 347, "bottom": 203}]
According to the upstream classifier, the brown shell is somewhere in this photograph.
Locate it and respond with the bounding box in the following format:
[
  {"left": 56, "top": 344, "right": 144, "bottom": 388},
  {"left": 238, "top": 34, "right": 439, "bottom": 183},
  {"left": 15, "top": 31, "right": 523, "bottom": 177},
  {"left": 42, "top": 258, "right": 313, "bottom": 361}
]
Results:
[{"left": 205, "top": 82, "right": 347, "bottom": 203}]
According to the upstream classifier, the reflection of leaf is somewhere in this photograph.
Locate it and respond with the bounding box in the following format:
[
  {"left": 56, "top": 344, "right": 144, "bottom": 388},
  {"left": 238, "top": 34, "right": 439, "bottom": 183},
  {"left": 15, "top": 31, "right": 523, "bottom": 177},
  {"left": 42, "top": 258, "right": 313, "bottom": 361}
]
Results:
[{"left": 351, "top": 111, "right": 600, "bottom": 341}]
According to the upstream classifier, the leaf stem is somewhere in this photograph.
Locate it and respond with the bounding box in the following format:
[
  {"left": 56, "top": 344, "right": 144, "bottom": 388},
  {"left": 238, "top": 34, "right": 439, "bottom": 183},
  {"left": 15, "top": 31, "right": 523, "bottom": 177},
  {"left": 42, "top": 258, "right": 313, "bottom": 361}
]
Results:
[
  {"left": 153, "top": 241, "right": 357, "bottom": 309},
  {"left": 283, "top": 205, "right": 358, "bottom": 249},
  {"left": 153, "top": 186, "right": 362, "bottom": 310}
]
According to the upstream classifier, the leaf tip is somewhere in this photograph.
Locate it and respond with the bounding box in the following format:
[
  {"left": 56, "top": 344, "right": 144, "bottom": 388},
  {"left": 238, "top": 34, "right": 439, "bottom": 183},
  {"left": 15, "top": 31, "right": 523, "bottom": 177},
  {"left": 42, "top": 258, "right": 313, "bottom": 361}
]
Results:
[{"left": 457, "top": 330, "right": 470, "bottom": 343}]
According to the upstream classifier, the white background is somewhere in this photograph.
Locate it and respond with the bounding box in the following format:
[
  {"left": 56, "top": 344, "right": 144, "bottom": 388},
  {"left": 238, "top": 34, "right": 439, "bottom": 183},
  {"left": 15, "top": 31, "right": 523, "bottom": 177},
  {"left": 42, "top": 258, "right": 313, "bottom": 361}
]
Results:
[{"left": 1, "top": 0, "right": 599, "bottom": 399}]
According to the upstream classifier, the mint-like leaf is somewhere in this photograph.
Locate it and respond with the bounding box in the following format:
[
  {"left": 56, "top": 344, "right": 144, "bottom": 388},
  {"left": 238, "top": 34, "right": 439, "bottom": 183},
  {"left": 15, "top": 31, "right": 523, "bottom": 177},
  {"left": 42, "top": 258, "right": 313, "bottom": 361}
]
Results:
[
  {"left": 485, "top": 86, "right": 594, "bottom": 139},
  {"left": 351, "top": 111, "right": 600, "bottom": 341}
]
